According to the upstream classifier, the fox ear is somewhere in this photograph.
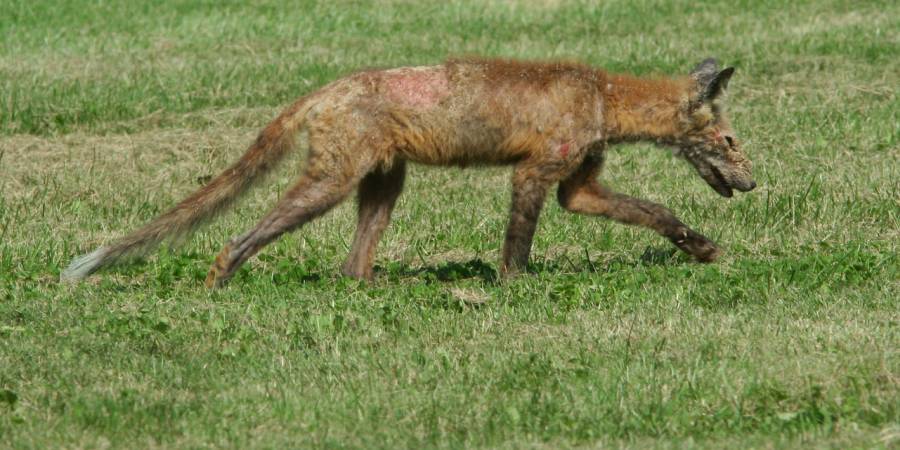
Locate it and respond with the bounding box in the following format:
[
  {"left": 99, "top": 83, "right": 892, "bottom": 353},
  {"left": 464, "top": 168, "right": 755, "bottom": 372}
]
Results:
[
  {"left": 691, "top": 58, "right": 719, "bottom": 78},
  {"left": 691, "top": 58, "right": 734, "bottom": 102}
]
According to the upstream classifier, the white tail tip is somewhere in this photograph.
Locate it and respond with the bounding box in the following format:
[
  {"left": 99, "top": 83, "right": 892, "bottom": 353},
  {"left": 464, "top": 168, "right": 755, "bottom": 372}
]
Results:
[{"left": 60, "top": 247, "right": 108, "bottom": 282}]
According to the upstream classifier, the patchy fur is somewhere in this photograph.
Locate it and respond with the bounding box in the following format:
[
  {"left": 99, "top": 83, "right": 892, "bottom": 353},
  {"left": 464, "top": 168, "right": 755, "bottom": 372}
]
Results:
[
  {"left": 382, "top": 68, "right": 449, "bottom": 109},
  {"left": 62, "top": 57, "right": 756, "bottom": 287}
]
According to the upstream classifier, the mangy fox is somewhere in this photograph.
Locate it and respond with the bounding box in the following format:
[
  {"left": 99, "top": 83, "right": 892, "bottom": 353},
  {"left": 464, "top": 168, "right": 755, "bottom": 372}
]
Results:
[{"left": 62, "top": 57, "right": 756, "bottom": 287}]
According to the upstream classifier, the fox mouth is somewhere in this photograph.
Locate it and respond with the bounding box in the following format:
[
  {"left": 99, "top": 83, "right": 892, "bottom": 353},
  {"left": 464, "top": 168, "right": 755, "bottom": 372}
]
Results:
[
  {"left": 690, "top": 158, "right": 734, "bottom": 198},
  {"left": 707, "top": 164, "right": 734, "bottom": 198},
  {"left": 688, "top": 156, "right": 757, "bottom": 197}
]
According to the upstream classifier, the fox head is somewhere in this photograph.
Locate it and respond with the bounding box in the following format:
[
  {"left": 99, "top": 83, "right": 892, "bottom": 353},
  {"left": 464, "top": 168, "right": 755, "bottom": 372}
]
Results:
[{"left": 673, "top": 58, "right": 756, "bottom": 197}]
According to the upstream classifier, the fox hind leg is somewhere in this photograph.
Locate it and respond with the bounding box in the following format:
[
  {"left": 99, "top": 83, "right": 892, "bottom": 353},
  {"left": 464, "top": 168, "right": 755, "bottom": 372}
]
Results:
[
  {"left": 204, "top": 122, "right": 391, "bottom": 288},
  {"left": 204, "top": 103, "right": 398, "bottom": 287},
  {"left": 204, "top": 170, "right": 361, "bottom": 288},
  {"left": 341, "top": 160, "right": 406, "bottom": 281}
]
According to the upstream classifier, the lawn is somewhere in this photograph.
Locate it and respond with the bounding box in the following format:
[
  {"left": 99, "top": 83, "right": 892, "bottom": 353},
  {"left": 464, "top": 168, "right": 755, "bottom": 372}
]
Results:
[{"left": 1, "top": 0, "right": 898, "bottom": 448}]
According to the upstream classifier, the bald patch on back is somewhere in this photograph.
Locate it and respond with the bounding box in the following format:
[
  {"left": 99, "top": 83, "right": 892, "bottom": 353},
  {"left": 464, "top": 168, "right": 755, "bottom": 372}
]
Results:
[{"left": 383, "top": 68, "right": 450, "bottom": 109}]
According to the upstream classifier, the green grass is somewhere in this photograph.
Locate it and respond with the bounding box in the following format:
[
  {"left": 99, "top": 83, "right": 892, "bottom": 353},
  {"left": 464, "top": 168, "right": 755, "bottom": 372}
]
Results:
[{"left": 1, "top": 0, "right": 898, "bottom": 448}]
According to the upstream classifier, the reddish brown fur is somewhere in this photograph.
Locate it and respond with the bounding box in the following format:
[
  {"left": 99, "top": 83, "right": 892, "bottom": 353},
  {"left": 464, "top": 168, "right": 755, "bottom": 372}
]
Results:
[
  {"left": 451, "top": 57, "right": 602, "bottom": 88},
  {"left": 602, "top": 75, "right": 688, "bottom": 142},
  {"left": 63, "top": 57, "right": 755, "bottom": 287}
]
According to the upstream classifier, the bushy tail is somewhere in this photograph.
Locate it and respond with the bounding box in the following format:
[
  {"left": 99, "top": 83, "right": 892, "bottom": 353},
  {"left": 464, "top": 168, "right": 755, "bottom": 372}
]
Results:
[{"left": 61, "top": 96, "right": 315, "bottom": 281}]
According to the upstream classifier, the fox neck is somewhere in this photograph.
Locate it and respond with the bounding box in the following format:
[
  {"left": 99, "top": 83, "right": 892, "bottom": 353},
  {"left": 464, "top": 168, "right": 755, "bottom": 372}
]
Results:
[{"left": 600, "top": 73, "right": 688, "bottom": 145}]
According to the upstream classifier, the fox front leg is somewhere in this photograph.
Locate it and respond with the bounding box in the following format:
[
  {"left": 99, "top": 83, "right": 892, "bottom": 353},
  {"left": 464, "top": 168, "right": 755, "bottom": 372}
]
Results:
[{"left": 557, "top": 157, "right": 720, "bottom": 262}]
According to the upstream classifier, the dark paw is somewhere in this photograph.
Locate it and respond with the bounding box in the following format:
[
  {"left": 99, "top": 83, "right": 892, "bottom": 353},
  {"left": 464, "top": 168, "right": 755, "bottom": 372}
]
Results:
[{"left": 670, "top": 228, "right": 721, "bottom": 263}]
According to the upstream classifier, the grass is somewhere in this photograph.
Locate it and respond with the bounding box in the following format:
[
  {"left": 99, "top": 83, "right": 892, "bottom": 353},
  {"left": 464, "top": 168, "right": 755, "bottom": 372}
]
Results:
[{"left": 1, "top": 0, "right": 898, "bottom": 448}]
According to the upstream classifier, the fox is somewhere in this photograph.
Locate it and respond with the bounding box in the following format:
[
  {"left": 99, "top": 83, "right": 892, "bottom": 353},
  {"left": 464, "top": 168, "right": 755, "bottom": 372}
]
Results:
[{"left": 61, "top": 57, "right": 756, "bottom": 287}]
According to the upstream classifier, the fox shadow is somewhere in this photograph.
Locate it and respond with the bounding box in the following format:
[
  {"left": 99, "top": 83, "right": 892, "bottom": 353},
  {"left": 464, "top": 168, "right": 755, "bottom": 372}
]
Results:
[
  {"left": 76, "top": 245, "right": 685, "bottom": 289},
  {"left": 376, "top": 258, "right": 500, "bottom": 284},
  {"left": 374, "top": 245, "right": 683, "bottom": 285}
]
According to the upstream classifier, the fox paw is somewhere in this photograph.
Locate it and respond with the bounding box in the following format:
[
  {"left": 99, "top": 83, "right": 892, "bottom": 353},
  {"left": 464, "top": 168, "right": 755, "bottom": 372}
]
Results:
[
  {"left": 671, "top": 229, "right": 721, "bottom": 263},
  {"left": 204, "top": 244, "right": 234, "bottom": 288}
]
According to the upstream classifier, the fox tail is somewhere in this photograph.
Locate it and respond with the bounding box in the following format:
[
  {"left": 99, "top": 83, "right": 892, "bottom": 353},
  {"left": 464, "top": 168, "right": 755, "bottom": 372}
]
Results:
[{"left": 61, "top": 95, "right": 315, "bottom": 281}]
